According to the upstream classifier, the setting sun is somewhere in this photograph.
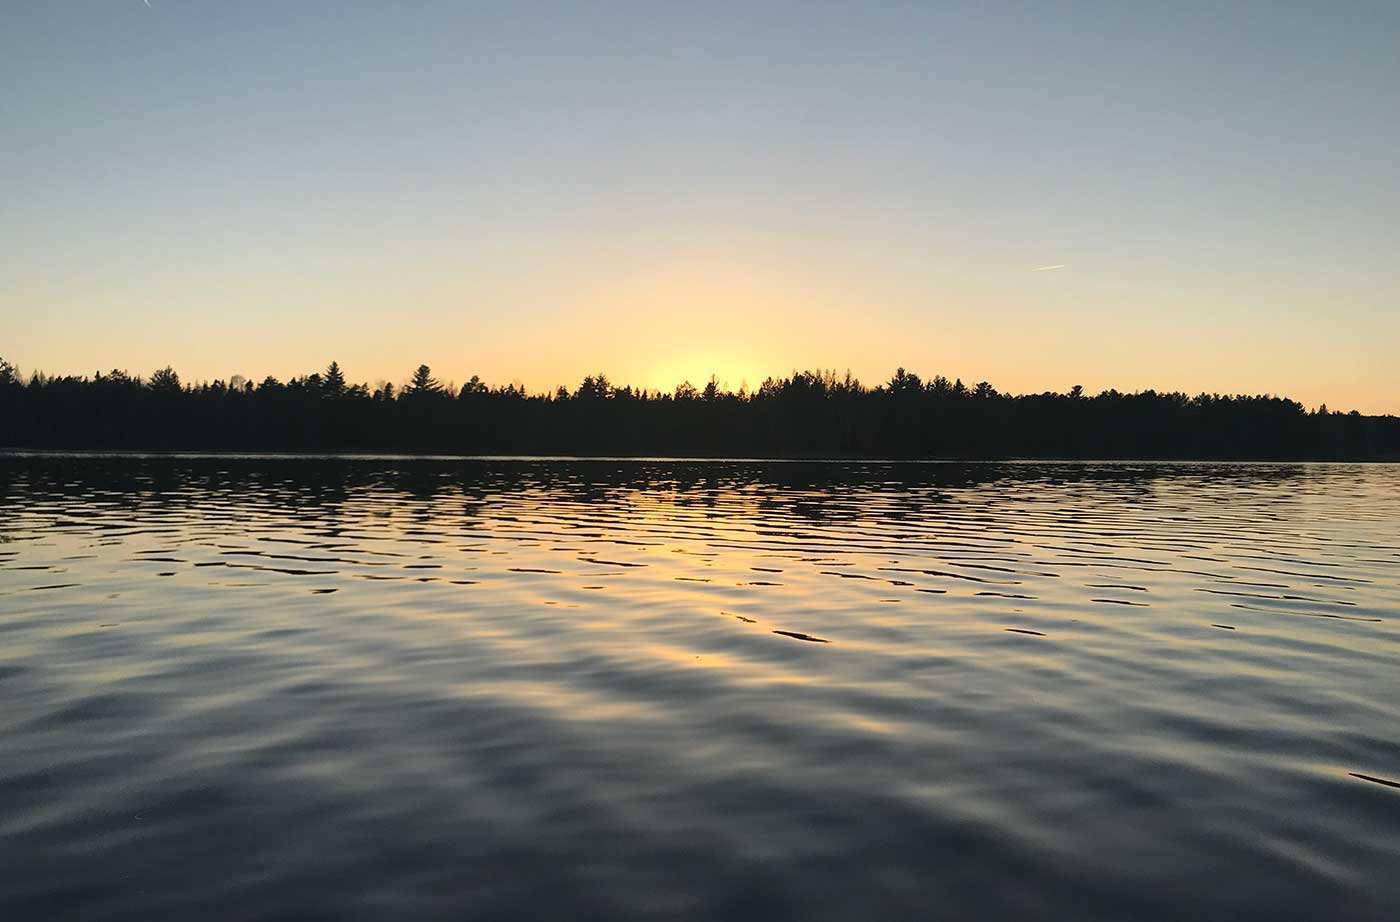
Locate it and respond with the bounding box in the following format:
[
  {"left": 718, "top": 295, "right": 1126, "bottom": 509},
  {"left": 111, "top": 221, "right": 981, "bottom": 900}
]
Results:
[{"left": 3, "top": 5, "right": 1399, "bottom": 918}]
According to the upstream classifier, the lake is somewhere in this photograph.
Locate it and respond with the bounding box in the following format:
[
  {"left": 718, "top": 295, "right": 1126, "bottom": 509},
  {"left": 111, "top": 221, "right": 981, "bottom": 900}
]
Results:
[{"left": 2, "top": 456, "right": 1398, "bottom": 920}]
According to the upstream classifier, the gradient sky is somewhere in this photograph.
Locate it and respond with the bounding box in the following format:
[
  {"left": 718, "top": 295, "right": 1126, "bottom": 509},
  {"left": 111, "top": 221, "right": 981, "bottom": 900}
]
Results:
[{"left": 3, "top": 2, "right": 1398, "bottom": 411}]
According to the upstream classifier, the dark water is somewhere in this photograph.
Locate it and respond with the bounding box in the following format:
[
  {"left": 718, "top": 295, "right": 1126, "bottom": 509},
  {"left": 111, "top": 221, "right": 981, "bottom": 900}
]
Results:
[{"left": 2, "top": 456, "right": 1398, "bottom": 920}]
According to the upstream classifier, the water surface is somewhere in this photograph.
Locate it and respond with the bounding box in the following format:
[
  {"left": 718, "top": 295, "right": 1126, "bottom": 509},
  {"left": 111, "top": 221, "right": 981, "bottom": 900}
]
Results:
[{"left": 2, "top": 457, "right": 1398, "bottom": 920}]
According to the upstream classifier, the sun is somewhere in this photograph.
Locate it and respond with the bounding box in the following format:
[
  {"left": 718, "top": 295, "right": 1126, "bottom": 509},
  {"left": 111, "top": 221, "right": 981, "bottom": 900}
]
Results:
[{"left": 645, "top": 350, "right": 763, "bottom": 396}]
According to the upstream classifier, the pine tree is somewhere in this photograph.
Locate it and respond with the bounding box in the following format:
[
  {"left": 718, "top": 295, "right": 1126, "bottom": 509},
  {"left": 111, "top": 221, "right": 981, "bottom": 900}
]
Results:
[
  {"left": 150, "top": 366, "right": 182, "bottom": 393},
  {"left": 407, "top": 364, "right": 441, "bottom": 397},
  {"left": 325, "top": 361, "right": 346, "bottom": 398}
]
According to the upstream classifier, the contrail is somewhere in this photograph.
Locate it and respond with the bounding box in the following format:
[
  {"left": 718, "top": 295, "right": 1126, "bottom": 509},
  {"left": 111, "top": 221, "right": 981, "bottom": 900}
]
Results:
[{"left": 1032, "top": 264, "right": 1065, "bottom": 271}]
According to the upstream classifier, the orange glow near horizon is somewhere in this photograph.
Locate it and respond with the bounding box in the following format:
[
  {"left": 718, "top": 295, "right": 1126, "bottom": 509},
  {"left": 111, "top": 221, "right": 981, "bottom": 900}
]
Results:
[
  {"left": 5, "top": 4, "right": 1400, "bottom": 415},
  {"left": 8, "top": 227, "right": 1395, "bottom": 413}
]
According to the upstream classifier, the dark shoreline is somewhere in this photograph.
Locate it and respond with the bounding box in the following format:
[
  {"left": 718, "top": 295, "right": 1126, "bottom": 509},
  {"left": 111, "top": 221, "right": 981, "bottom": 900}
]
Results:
[
  {"left": 5, "top": 364, "right": 1397, "bottom": 461},
  {"left": 4, "top": 448, "right": 1397, "bottom": 463}
]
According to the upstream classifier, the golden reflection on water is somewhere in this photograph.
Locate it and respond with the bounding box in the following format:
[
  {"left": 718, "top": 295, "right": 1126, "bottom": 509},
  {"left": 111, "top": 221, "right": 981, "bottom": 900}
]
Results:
[{"left": 1, "top": 459, "right": 1399, "bottom": 919}]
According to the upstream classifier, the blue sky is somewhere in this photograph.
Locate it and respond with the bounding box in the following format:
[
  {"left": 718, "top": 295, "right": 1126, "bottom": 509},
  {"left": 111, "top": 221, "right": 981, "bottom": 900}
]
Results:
[{"left": 3, "top": 1, "right": 1397, "bottom": 410}]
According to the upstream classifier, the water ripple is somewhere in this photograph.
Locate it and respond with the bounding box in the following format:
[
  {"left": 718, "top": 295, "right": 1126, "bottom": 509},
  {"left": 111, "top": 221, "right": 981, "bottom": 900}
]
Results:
[{"left": 1, "top": 456, "right": 1398, "bottom": 921}]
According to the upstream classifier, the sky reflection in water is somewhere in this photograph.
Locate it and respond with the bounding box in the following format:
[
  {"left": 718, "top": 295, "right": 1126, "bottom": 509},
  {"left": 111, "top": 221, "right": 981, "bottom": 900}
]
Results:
[{"left": 1, "top": 457, "right": 1398, "bottom": 920}]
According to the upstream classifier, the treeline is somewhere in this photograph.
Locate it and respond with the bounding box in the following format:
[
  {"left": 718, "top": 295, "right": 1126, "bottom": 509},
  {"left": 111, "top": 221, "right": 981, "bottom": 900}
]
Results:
[{"left": 1, "top": 357, "right": 1396, "bottom": 459}]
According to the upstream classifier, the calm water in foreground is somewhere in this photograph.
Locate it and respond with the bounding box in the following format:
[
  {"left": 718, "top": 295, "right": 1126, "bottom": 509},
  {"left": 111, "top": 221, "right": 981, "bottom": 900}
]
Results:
[{"left": 2, "top": 456, "right": 1398, "bottom": 920}]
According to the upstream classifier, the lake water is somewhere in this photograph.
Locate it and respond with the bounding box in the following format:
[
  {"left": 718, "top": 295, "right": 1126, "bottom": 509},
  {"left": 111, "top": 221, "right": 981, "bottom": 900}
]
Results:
[{"left": 2, "top": 456, "right": 1398, "bottom": 920}]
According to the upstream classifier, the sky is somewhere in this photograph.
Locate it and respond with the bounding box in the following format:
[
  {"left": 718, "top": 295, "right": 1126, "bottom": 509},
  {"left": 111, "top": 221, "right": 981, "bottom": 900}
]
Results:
[{"left": 2, "top": 1, "right": 1398, "bottom": 412}]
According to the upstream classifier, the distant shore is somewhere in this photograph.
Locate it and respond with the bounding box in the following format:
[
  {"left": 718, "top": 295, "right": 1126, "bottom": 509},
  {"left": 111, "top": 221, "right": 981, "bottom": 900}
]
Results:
[
  {"left": 3, "top": 449, "right": 1397, "bottom": 464},
  {"left": 3, "top": 361, "right": 1397, "bottom": 461}
]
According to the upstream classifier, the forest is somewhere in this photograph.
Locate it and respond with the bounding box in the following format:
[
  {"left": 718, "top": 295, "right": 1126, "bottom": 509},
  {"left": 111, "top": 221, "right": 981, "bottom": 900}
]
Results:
[{"left": 1, "top": 357, "right": 1396, "bottom": 459}]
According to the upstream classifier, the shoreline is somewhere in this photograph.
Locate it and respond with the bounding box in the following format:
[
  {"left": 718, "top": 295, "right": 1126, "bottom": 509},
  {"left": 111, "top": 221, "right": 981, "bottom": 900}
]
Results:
[{"left": 4, "top": 449, "right": 1397, "bottom": 464}]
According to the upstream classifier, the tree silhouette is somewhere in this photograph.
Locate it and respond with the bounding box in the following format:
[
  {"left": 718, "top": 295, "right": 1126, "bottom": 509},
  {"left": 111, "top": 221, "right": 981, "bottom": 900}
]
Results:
[
  {"left": 575, "top": 374, "right": 611, "bottom": 401},
  {"left": 0, "top": 359, "right": 1394, "bottom": 459},
  {"left": 406, "top": 365, "right": 442, "bottom": 397},
  {"left": 149, "top": 366, "right": 182, "bottom": 393},
  {"left": 325, "top": 361, "right": 346, "bottom": 398},
  {"left": 888, "top": 367, "right": 922, "bottom": 393}
]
